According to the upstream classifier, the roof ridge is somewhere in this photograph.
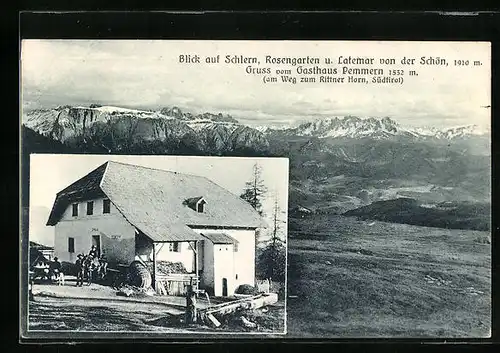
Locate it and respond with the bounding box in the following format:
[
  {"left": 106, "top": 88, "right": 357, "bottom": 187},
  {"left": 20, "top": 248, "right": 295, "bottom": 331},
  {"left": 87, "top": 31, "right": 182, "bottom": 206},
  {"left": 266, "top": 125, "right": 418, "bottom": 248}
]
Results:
[{"left": 106, "top": 160, "right": 212, "bottom": 180}]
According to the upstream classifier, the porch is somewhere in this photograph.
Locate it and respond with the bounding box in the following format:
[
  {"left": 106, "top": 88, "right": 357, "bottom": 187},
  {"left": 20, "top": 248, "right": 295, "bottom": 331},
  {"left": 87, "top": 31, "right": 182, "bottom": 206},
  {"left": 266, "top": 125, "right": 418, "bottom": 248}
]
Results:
[{"left": 134, "top": 228, "right": 203, "bottom": 296}]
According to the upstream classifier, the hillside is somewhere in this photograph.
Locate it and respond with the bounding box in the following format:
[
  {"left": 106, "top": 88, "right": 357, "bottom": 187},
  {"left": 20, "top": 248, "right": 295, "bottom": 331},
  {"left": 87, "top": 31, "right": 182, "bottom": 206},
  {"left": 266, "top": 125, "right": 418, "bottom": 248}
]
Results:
[
  {"left": 287, "top": 214, "right": 491, "bottom": 337},
  {"left": 343, "top": 198, "right": 490, "bottom": 231}
]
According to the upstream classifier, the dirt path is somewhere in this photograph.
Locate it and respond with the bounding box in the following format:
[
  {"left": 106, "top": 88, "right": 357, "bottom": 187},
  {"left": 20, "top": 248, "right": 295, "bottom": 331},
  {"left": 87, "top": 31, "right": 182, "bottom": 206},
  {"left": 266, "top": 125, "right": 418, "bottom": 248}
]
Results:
[
  {"left": 31, "top": 279, "right": 210, "bottom": 309},
  {"left": 28, "top": 296, "right": 186, "bottom": 332},
  {"left": 28, "top": 295, "right": 286, "bottom": 335}
]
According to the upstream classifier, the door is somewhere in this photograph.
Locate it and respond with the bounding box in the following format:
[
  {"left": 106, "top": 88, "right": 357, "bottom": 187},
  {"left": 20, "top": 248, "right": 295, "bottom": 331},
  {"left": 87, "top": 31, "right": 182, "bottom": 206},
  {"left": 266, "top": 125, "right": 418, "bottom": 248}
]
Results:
[
  {"left": 92, "top": 235, "right": 101, "bottom": 258},
  {"left": 222, "top": 278, "right": 228, "bottom": 296}
]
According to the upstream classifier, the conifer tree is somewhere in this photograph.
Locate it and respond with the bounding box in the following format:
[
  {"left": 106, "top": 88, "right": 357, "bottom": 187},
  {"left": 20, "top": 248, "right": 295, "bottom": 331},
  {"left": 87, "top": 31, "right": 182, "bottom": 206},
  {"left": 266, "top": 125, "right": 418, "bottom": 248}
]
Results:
[
  {"left": 257, "top": 191, "right": 286, "bottom": 283},
  {"left": 240, "top": 163, "right": 267, "bottom": 216}
]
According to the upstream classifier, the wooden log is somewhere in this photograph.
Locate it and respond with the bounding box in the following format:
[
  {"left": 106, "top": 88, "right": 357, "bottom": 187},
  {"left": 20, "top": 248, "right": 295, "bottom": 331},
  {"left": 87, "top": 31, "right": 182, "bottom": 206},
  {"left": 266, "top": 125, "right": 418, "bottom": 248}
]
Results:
[
  {"left": 206, "top": 313, "right": 221, "bottom": 328},
  {"left": 201, "top": 293, "right": 278, "bottom": 317}
]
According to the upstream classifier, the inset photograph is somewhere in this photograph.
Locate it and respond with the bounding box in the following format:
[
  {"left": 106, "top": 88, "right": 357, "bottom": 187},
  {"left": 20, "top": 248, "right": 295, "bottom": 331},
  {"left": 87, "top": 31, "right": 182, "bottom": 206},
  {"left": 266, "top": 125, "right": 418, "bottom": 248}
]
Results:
[{"left": 26, "top": 154, "right": 288, "bottom": 335}]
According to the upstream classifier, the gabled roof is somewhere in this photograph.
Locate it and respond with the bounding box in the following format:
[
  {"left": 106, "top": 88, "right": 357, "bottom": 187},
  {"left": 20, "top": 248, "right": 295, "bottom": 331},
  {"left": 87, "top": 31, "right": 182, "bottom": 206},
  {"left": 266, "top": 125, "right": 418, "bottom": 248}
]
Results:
[
  {"left": 201, "top": 232, "right": 238, "bottom": 245},
  {"left": 47, "top": 161, "right": 265, "bottom": 242},
  {"left": 29, "top": 241, "right": 54, "bottom": 251},
  {"left": 46, "top": 163, "right": 107, "bottom": 225}
]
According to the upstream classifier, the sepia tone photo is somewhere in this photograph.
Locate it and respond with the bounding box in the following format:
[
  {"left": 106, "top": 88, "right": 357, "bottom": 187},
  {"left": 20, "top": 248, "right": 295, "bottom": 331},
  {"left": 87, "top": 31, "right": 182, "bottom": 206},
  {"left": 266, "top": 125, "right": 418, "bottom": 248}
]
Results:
[{"left": 20, "top": 40, "right": 491, "bottom": 339}]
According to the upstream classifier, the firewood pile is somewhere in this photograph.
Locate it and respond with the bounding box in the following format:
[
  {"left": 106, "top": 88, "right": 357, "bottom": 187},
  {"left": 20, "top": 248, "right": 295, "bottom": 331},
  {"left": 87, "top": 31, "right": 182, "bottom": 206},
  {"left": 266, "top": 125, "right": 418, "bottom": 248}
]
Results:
[{"left": 146, "top": 261, "right": 188, "bottom": 275}]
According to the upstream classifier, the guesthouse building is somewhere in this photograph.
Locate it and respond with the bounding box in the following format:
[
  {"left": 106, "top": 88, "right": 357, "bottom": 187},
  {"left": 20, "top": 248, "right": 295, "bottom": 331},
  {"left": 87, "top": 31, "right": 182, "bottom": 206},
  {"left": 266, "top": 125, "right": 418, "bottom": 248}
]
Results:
[{"left": 46, "top": 161, "right": 265, "bottom": 296}]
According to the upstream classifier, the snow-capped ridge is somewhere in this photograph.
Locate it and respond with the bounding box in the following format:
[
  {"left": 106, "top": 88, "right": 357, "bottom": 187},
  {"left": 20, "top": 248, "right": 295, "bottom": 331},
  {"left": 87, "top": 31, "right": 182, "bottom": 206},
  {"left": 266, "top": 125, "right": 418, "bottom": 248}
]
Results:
[
  {"left": 259, "top": 115, "right": 490, "bottom": 140},
  {"left": 76, "top": 105, "right": 152, "bottom": 114}
]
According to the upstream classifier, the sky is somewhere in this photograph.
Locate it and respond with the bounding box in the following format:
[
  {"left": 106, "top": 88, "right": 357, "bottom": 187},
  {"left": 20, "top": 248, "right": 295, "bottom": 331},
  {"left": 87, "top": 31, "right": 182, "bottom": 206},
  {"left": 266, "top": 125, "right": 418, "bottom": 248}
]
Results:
[
  {"left": 29, "top": 154, "right": 289, "bottom": 247},
  {"left": 21, "top": 40, "right": 491, "bottom": 130}
]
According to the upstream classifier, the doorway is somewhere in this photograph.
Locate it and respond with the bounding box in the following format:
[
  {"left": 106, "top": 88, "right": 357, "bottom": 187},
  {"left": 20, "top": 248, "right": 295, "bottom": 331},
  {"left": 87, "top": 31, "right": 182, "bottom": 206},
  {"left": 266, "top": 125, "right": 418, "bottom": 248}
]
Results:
[
  {"left": 92, "top": 235, "right": 101, "bottom": 258},
  {"left": 222, "top": 278, "right": 228, "bottom": 296}
]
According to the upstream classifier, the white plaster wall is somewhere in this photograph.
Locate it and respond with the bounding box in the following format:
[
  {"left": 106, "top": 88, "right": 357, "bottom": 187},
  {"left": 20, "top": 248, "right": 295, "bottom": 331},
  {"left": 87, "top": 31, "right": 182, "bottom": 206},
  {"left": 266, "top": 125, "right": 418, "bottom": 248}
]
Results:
[
  {"left": 154, "top": 242, "right": 196, "bottom": 273},
  {"left": 191, "top": 228, "right": 256, "bottom": 295},
  {"left": 213, "top": 243, "right": 235, "bottom": 296},
  {"left": 54, "top": 197, "right": 136, "bottom": 265}
]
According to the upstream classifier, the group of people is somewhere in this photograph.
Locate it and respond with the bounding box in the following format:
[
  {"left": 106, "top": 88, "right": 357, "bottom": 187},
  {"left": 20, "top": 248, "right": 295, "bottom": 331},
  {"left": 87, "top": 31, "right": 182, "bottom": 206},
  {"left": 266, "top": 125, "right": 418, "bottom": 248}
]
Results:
[
  {"left": 32, "top": 256, "right": 62, "bottom": 282},
  {"left": 75, "top": 245, "right": 108, "bottom": 287}
]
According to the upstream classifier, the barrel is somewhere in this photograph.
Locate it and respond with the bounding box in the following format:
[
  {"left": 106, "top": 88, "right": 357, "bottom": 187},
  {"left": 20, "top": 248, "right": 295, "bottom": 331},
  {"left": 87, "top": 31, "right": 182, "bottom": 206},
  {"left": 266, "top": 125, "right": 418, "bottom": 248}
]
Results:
[{"left": 128, "top": 261, "right": 152, "bottom": 289}]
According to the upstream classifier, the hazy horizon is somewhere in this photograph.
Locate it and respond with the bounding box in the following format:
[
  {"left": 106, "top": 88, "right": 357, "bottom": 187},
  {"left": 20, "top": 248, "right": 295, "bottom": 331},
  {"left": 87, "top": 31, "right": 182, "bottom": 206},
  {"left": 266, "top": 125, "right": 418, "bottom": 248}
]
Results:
[{"left": 21, "top": 40, "right": 491, "bottom": 130}]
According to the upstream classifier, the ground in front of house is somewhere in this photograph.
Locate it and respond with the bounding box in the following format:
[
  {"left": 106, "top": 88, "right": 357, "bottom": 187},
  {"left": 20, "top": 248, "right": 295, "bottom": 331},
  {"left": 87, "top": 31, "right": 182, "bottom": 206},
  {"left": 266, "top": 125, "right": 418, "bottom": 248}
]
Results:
[{"left": 28, "top": 277, "right": 285, "bottom": 334}]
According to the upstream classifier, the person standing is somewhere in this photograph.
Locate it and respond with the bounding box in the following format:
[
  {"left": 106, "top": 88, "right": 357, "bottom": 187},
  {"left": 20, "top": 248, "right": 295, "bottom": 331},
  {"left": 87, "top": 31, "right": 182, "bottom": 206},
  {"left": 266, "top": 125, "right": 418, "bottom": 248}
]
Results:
[
  {"left": 50, "top": 257, "right": 62, "bottom": 281},
  {"left": 98, "top": 254, "right": 108, "bottom": 280},
  {"left": 75, "top": 254, "right": 84, "bottom": 287},
  {"left": 89, "top": 245, "right": 98, "bottom": 259}
]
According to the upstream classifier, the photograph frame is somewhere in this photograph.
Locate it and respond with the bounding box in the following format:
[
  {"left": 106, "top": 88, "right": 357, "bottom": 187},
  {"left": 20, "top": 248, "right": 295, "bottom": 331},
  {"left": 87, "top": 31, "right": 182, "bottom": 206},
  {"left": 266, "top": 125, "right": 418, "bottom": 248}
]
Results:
[{"left": 17, "top": 10, "right": 500, "bottom": 347}]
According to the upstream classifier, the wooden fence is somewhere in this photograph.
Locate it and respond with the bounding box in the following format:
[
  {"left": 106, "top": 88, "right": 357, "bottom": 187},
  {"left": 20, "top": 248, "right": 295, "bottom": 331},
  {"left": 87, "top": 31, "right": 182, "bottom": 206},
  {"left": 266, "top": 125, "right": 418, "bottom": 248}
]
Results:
[{"left": 155, "top": 273, "right": 198, "bottom": 296}]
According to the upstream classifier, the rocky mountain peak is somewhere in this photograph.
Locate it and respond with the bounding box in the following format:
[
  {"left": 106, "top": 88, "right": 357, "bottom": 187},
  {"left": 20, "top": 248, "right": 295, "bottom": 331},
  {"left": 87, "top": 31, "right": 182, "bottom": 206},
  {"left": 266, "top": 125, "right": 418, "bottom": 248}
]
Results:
[
  {"left": 289, "top": 115, "right": 403, "bottom": 138},
  {"left": 260, "top": 115, "right": 488, "bottom": 141},
  {"left": 22, "top": 104, "right": 268, "bottom": 155}
]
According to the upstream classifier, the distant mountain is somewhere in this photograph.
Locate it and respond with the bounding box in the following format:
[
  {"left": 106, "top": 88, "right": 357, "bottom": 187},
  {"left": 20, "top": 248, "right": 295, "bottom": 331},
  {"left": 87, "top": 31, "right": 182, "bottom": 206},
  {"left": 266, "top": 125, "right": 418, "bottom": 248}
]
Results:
[
  {"left": 261, "top": 116, "right": 490, "bottom": 141},
  {"left": 22, "top": 105, "right": 269, "bottom": 155},
  {"left": 22, "top": 105, "right": 490, "bottom": 232}
]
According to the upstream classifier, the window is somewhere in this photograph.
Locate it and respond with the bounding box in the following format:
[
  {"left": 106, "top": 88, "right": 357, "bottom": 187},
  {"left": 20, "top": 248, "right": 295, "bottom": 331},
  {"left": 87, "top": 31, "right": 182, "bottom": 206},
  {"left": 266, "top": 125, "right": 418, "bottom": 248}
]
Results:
[
  {"left": 68, "top": 237, "right": 75, "bottom": 253},
  {"left": 87, "top": 201, "right": 94, "bottom": 215},
  {"left": 103, "top": 199, "right": 111, "bottom": 214},
  {"left": 169, "top": 242, "right": 180, "bottom": 252},
  {"left": 234, "top": 242, "right": 239, "bottom": 252},
  {"left": 185, "top": 197, "right": 206, "bottom": 212},
  {"left": 72, "top": 203, "right": 78, "bottom": 217}
]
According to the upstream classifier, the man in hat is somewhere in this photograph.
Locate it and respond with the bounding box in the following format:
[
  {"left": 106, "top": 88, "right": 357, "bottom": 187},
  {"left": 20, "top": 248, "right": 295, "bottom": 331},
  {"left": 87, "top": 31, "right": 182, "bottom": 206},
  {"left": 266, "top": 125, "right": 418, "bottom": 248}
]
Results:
[
  {"left": 50, "top": 256, "right": 62, "bottom": 281},
  {"left": 75, "top": 254, "right": 84, "bottom": 287}
]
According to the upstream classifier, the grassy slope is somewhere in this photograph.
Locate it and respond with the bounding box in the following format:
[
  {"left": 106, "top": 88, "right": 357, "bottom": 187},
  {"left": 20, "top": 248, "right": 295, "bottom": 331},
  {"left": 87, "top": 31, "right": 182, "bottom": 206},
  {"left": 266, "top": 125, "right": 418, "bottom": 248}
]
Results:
[
  {"left": 343, "top": 198, "right": 490, "bottom": 231},
  {"left": 287, "top": 215, "right": 491, "bottom": 338}
]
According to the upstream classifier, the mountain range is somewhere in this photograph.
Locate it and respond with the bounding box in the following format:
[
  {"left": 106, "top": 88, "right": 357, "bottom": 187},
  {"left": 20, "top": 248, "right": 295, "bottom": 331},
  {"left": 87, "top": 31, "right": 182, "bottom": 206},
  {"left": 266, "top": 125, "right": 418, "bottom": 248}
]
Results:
[
  {"left": 22, "top": 104, "right": 491, "bottom": 231},
  {"left": 259, "top": 116, "right": 489, "bottom": 141},
  {"left": 23, "top": 105, "right": 269, "bottom": 155},
  {"left": 23, "top": 105, "right": 490, "bottom": 150}
]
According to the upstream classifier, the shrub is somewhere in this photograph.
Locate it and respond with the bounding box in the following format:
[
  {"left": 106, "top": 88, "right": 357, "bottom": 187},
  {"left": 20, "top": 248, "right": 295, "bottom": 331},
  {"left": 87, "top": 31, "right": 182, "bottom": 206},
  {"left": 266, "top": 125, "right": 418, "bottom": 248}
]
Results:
[{"left": 235, "top": 284, "right": 260, "bottom": 295}]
